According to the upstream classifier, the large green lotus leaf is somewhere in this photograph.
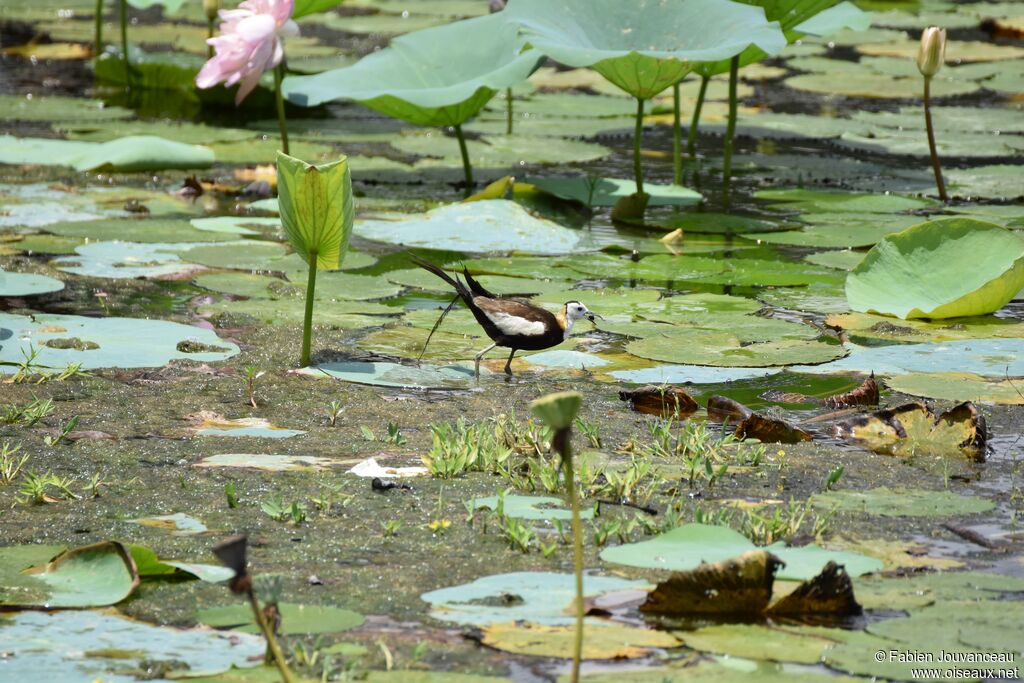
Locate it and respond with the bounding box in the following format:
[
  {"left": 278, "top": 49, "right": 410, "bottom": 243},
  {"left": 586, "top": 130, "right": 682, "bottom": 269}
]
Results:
[
  {"left": 868, "top": 600, "right": 1024, "bottom": 657},
  {"left": 845, "top": 218, "right": 1024, "bottom": 319},
  {"left": 600, "top": 524, "right": 881, "bottom": 581},
  {"left": 180, "top": 241, "right": 289, "bottom": 270},
  {"left": 805, "top": 250, "right": 865, "bottom": 271},
  {"left": 0, "top": 135, "right": 214, "bottom": 172},
  {"left": 0, "top": 269, "right": 64, "bottom": 296},
  {"left": 44, "top": 218, "right": 235, "bottom": 243},
  {"left": 946, "top": 164, "right": 1024, "bottom": 199},
  {"left": 472, "top": 495, "right": 595, "bottom": 521},
  {"left": 190, "top": 216, "right": 281, "bottom": 237},
  {"left": 0, "top": 94, "right": 132, "bottom": 122},
  {"left": 505, "top": 0, "right": 787, "bottom": 99},
  {"left": 297, "top": 360, "right": 482, "bottom": 389},
  {"left": 755, "top": 188, "right": 936, "bottom": 214},
  {"left": 59, "top": 119, "right": 256, "bottom": 145},
  {"left": 0, "top": 610, "right": 263, "bottom": 682},
  {"left": 826, "top": 311, "right": 1024, "bottom": 343},
  {"left": 0, "top": 313, "right": 239, "bottom": 371},
  {"left": 4, "top": 235, "right": 83, "bottom": 255},
  {"left": 792, "top": 338, "right": 1024, "bottom": 377},
  {"left": 0, "top": 541, "right": 138, "bottom": 608},
  {"left": 528, "top": 176, "right": 700, "bottom": 207},
  {"left": 394, "top": 133, "right": 611, "bottom": 168},
  {"left": 284, "top": 14, "right": 542, "bottom": 126},
  {"left": 356, "top": 200, "right": 587, "bottom": 254},
  {"left": 644, "top": 211, "right": 785, "bottom": 234},
  {"left": 749, "top": 213, "right": 923, "bottom": 248},
  {"left": 197, "top": 298, "right": 392, "bottom": 329},
  {"left": 195, "top": 271, "right": 400, "bottom": 301},
  {"left": 198, "top": 602, "right": 364, "bottom": 635},
  {"left": 810, "top": 487, "right": 995, "bottom": 517},
  {"left": 54, "top": 241, "right": 205, "bottom": 279},
  {"left": 421, "top": 571, "right": 647, "bottom": 626},
  {"left": 794, "top": 1, "right": 871, "bottom": 35},
  {"left": 625, "top": 329, "right": 845, "bottom": 367},
  {"left": 886, "top": 373, "right": 1024, "bottom": 405},
  {"left": 293, "top": 0, "right": 343, "bottom": 18},
  {"left": 680, "top": 624, "right": 844, "bottom": 664},
  {"left": 823, "top": 630, "right": 1000, "bottom": 682},
  {"left": 276, "top": 152, "right": 355, "bottom": 270}
]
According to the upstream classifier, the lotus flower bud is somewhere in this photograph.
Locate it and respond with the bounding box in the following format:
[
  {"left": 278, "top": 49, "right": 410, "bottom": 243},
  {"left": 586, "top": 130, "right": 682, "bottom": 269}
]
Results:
[
  {"left": 203, "top": 0, "right": 220, "bottom": 21},
  {"left": 530, "top": 391, "right": 583, "bottom": 431},
  {"left": 916, "top": 27, "right": 946, "bottom": 78}
]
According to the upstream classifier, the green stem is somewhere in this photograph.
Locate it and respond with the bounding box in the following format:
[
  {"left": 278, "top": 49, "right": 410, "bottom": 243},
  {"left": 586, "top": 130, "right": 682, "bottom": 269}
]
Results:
[
  {"left": 119, "top": 0, "right": 129, "bottom": 86},
  {"left": 454, "top": 123, "right": 473, "bottom": 198},
  {"left": 300, "top": 253, "right": 317, "bottom": 367},
  {"left": 672, "top": 82, "right": 682, "bottom": 186},
  {"left": 274, "top": 64, "right": 290, "bottom": 155},
  {"left": 722, "top": 57, "right": 739, "bottom": 202},
  {"left": 94, "top": 0, "right": 104, "bottom": 63},
  {"left": 558, "top": 428, "right": 584, "bottom": 683},
  {"left": 923, "top": 77, "right": 948, "bottom": 202},
  {"left": 687, "top": 74, "right": 709, "bottom": 158},
  {"left": 633, "top": 97, "right": 645, "bottom": 195},
  {"left": 506, "top": 87, "right": 513, "bottom": 135},
  {"left": 246, "top": 589, "right": 298, "bottom": 683},
  {"left": 207, "top": 17, "right": 214, "bottom": 59}
]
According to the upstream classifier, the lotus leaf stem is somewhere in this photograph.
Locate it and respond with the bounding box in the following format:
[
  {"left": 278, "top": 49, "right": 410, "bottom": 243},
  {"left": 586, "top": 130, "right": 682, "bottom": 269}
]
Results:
[
  {"left": 94, "top": 0, "right": 104, "bottom": 63},
  {"left": 554, "top": 427, "right": 584, "bottom": 683},
  {"left": 672, "top": 82, "right": 682, "bottom": 185},
  {"left": 633, "top": 97, "right": 645, "bottom": 195},
  {"left": 722, "top": 56, "right": 739, "bottom": 200},
  {"left": 300, "top": 249, "right": 317, "bottom": 367},
  {"left": 454, "top": 123, "right": 474, "bottom": 198},
  {"left": 207, "top": 18, "right": 215, "bottom": 59},
  {"left": 688, "top": 74, "right": 709, "bottom": 158},
  {"left": 119, "top": 0, "right": 129, "bottom": 85},
  {"left": 274, "top": 64, "right": 290, "bottom": 155},
  {"left": 506, "top": 87, "right": 513, "bottom": 135},
  {"left": 923, "top": 77, "right": 948, "bottom": 201},
  {"left": 246, "top": 587, "right": 298, "bottom": 683}
]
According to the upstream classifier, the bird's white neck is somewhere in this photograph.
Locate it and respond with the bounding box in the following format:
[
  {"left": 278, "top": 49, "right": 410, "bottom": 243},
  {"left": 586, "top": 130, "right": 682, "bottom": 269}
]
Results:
[{"left": 562, "top": 317, "right": 575, "bottom": 340}]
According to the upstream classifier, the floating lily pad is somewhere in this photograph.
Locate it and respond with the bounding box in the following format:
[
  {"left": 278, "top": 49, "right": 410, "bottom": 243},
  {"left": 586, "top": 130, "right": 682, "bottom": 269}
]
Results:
[
  {"left": 132, "top": 512, "right": 208, "bottom": 535},
  {"left": 0, "top": 313, "right": 238, "bottom": 371},
  {"left": 199, "top": 602, "right": 364, "bottom": 635},
  {"left": 197, "top": 297, "right": 392, "bottom": 329},
  {"left": 0, "top": 269, "right": 64, "bottom": 296},
  {"left": 194, "top": 271, "right": 401, "bottom": 302},
  {"left": 0, "top": 135, "right": 214, "bottom": 172},
  {"left": 529, "top": 176, "right": 701, "bottom": 207},
  {"left": 857, "top": 39, "right": 1024, "bottom": 62},
  {"left": 645, "top": 212, "right": 783, "bottom": 234},
  {"left": 805, "top": 251, "right": 865, "bottom": 270},
  {"left": 44, "top": 218, "right": 235, "bottom": 243},
  {"left": 298, "top": 361, "right": 481, "bottom": 389},
  {"left": 756, "top": 188, "right": 936, "bottom": 214},
  {"left": 832, "top": 402, "right": 986, "bottom": 458},
  {"left": 600, "top": 524, "right": 882, "bottom": 581},
  {"left": 810, "top": 487, "right": 995, "bottom": 517},
  {"left": 826, "top": 311, "right": 1024, "bottom": 342},
  {"left": 472, "top": 495, "right": 594, "bottom": 521},
  {"left": 626, "top": 330, "right": 845, "bottom": 368},
  {"left": 0, "top": 610, "right": 262, "bottom": 682},
  {"left": 188, "top": 413, "right": 306, "bottom": 439},
  {"left": 846, "top": 218, "right": 1024, "bottom": 319},
  {"left": 396, "top": 133, "right": 611, "bottom": 168},
  {"left": 421, "top": 571, "right": 647, "bottom": 626},
  {"left": 794, "top": 338, "right": 1024, "bottom": 377},
  {"left": 750, "top": 213, "right": 922, "bottom": 248},
  {"left": 784, "top": 70, "right": 979, "bottom": 98},
  {"left": 680, "top": 624, "right": 843, "bottom": 664},
  {"left": 946, "top": 164, "right": 1024, "bottom": 199},
  {"left": 609, "top": 365, "right": 781, "bottom": 384},
  {"left": 869, "top": 600, "right": 1024, "bottom": 658},
  {"left": 54, "top": 241, "right": 205, "bottom": 279},
  {"left": 823, "top": 630, "right": 1000, "bottom": 682},
  {"left": 357, "top": 200, "right": 586, "bottom": 254},
  {"left": 0, "top": 94, "right": 132, "bottom": 122},
  {"left": 886, "top": 372, "right": 1024, "bottom": 404},
  {"left": 482, "top": 621, "right": 680, "bottom": 659},
  {"left": 0, "top": 541, "right": 138, "bottom": 608},
  {"left": 193, "top": 453, "right": 349, "bottom": 471},
  {"left": 179, "top": 241, "right": 289, "bottom": 270},
  {"left": 190, "top": 216, "right": 281, "bottom": 236}
]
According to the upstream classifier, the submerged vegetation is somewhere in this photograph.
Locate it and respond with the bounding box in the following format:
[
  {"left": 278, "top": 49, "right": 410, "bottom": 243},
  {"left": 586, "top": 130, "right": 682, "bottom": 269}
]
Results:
[{"left": 1, "top": 0, "right": 1023, "bottom": 681}]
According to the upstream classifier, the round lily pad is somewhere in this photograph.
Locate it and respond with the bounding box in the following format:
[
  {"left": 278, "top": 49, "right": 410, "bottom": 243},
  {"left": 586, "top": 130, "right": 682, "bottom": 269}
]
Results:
[
  {"left": 198, "top": 602, "right": 364, "bottom": 635},
  {"left": 528, "top": 176, "right": 701, "bottom": 207},
  {"left": 298, "top": 360, "right": 482, "bottom": 389},
  {"left": 0, "top": 269, "right": 64, "bottom": 296},
  {"left": 472, "top": 495, "right": 595, "bottom": 521},
  {"left": 626, "top": 330, "right": 846, "bottom": 368},
  {"left": 810, "top": 487, "right": 996, "bottom": 517},
  {"left": 397, "top": 133, "right": 611, "bottom": 168},
  {"left": 886, "top": 373, "right": 1024, "bottom": 405},
  {"left": 793, "top": 338, "right": 1024, "bottom": 377},
  {"left": 482, "top": 621, "right": 679, "bottom": 659},
  {"left": 193, "top": 454, "right": 349, "bottom": 471}
]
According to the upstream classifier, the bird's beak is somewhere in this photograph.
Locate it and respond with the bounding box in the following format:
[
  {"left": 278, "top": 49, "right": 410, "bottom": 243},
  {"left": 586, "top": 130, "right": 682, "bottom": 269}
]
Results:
[{"left": 586, "top": 312, "right": 602, "bottom": 322}]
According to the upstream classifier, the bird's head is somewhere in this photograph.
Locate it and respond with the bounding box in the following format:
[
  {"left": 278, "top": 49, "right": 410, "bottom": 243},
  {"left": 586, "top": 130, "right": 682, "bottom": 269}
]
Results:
[{"left": 563, "top": 300, "right": 601, "bottom": 324}]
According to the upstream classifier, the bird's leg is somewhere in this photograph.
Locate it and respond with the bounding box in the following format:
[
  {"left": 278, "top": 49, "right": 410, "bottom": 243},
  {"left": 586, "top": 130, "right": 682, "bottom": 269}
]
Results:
[
  {"left": 474, "top": 342, "right": 497, "bottom": 378},
  {"left": 504, "top": 349, "right": 516, "bottom": 376}
]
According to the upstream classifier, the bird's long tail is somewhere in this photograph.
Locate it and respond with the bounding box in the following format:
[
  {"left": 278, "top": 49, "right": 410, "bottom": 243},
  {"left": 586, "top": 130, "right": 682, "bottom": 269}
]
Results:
[{"left": 409, "top": 254, "right": 471, "bottom": 302}]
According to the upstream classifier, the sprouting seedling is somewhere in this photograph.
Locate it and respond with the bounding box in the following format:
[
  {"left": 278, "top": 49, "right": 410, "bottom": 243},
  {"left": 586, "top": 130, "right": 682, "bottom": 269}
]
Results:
[
  {"left": 225, "top": 481, "right": 239, "bottom": 509},
  {"left": 327, "top": 400, "right": 344, "bottom": 427},
  {"left": 275, "top": 152, "right": 355, "bottom": 368},
  {"left": 212, "top": 535, "right": 297, "bottom": 683},
  {"left": 916, "top": 26, "right": 949, "bottom": 201},
  {"left": 0, "top": 443, "right": 29, "bottom": 485},
  {"left": 244, "top": 367, "right": 266, "bottom": 408},
  {"left": 384, "top": 422, "right": 406, "bottom": 446},
  {"left": 530, "top": 391, "right": 584, "bottom": 683},
  {"left": 823, "top": 465, "right": 844, "bottom": 492},
  {"left": 44, "top": 416, "right": 79, "bottom": 446},
  {"left": 86, "top": 473, "right": 105, "bottom": 498}
]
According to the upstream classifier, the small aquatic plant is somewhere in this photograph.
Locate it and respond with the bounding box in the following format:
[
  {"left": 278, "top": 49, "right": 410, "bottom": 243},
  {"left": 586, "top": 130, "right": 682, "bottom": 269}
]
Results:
[
  {"left": 529, "top": 390, "right": 584, "bottom": 683},
  {"left": 0, "top": 443, "right": 28, "bottom": 485},
  {"left": 917, "top": 26, "right": 949, "bottom": 201},
  {"left": 275, "top": 152, "right": 355, "bottom": 367},
  {"left": 197, "top": 0, "right": 299, "bottom": 153},
  {"left": 243, "top": 366, "right": 265, "bottom": 408}
]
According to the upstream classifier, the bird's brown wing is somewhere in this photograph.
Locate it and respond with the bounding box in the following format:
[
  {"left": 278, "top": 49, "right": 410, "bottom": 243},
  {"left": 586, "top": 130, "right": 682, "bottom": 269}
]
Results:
[{"left": 472, "top": 297, "right": 561, "bottom": 338}]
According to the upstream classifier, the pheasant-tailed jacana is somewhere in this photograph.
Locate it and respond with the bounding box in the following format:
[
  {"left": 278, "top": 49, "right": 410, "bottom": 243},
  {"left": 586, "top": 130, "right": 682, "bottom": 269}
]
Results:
[{"left": 411, "top": 255, "right": 600, "bottom": 377}]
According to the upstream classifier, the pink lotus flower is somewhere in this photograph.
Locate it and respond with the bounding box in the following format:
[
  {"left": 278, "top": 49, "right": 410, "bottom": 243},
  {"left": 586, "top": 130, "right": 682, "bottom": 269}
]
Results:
[{"left": 196, "top": 0, "right": 299, "bottom": 105}]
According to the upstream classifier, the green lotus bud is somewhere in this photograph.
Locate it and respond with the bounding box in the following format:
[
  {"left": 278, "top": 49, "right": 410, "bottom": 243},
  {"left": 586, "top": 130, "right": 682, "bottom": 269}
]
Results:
[
  {"left": 530, "top": 391, "right": 583, "bottom": 431},
  {"left": 203, "top": 0, "right": 220, "bottom": 22},
  {"left": 916, "top": 27, "right": 946, "bottom": 78}
]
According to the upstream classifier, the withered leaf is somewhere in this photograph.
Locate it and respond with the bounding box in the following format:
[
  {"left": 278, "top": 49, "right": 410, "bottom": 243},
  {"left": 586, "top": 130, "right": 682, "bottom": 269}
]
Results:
[
  {"left": 832, "top": 401, "right": 986, "bottom": 460},
  {"left": 706, "top": 395, "right": 753, "bottom": 423},
  {"left": 640, "top": 550, "right": 781, "bottom": 616},
  {"left": 765, "top": 561, "right": 862, "bottom": 617},
  {"left": 707, "top": 395, "right": 811, "bottom": 444},
  {"left": 619, "top": 385, "right": 698, "bottom": 418},
  {"left": 824, "top": 374, "right": 880, "bottom": 409}
]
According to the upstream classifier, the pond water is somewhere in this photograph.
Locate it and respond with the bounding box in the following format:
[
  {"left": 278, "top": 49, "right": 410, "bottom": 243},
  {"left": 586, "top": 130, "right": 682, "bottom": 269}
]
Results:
[{"left": 1, "top": 0, "right": 1023, "bottom": 682}]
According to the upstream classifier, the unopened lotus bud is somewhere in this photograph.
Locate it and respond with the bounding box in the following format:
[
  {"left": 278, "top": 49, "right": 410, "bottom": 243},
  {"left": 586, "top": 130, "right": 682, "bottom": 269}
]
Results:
[
  {"left": 530, "top": 391, "right": 582, "bottom": 431},
  {"left": 916, "top": 27, "right": 946, "bottom": 78},
  {"left": 203, "top": 0, "right": 220, "bottom": 22}
]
